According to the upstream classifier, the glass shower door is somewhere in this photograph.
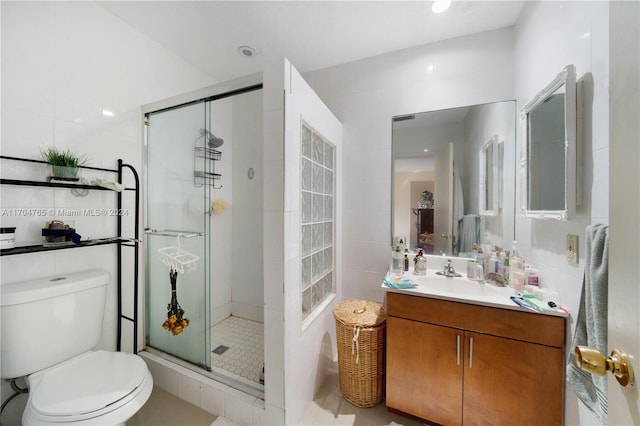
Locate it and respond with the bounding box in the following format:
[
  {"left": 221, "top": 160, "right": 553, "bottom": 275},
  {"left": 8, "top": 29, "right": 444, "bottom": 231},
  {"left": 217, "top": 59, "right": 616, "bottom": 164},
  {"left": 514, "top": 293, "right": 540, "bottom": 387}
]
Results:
[{"left": 145, "top": 102, "right": 211, "bottom": 370}]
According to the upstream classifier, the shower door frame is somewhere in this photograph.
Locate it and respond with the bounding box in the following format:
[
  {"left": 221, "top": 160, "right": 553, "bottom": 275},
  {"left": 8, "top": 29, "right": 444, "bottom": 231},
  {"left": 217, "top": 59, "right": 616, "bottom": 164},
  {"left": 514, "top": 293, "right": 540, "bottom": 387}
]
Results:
[{"left": 141, "top": 74, "right": 264, "bottom": 393}]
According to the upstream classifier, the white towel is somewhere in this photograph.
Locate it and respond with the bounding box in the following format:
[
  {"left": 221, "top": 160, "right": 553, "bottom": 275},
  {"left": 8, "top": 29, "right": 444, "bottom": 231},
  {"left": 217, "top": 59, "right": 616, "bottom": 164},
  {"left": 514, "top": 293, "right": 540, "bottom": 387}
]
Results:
[
  {"left": 566, "top": 224, "right": 608, "bottom": 424},
  {"left": 458, "top": 214, "right": 479, "bottom": 254}
]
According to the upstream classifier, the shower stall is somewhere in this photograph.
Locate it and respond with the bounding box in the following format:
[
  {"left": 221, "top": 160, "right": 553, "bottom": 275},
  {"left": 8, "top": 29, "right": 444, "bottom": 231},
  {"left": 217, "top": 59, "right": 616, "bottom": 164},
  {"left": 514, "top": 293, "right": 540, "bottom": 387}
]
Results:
[{"left": 144, "top": 84, "right": 264, "bottom": 394}]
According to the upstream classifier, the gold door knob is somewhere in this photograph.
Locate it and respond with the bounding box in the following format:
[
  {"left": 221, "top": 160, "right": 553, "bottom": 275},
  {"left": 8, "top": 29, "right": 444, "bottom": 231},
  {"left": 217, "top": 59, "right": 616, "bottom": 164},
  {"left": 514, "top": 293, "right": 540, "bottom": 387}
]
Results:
[{"left": 574, "top": 346, "right": 635, "bottom": 387}]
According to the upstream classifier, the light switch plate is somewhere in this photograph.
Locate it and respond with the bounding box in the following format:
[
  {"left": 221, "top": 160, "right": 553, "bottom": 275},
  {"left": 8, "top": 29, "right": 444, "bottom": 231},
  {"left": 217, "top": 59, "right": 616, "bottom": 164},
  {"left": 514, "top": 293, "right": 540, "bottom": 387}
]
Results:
[{"left": 567, "top": 234, "right": 579, "bottom": 264}]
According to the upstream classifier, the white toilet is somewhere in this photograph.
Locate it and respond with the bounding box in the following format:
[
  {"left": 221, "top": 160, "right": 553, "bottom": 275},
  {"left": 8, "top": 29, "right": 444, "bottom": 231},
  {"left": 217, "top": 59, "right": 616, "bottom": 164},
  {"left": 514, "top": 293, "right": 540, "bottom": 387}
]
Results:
[{"left": 0, "top": 270, "right": 153, "bottom": 425}]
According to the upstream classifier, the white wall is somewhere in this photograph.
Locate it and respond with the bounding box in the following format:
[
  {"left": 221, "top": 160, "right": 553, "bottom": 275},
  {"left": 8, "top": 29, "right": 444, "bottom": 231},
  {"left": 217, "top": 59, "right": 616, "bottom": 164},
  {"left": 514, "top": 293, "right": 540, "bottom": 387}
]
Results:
[
  {"left": 305, "top": 27, "right": 515, "bottom": 303},
  {"left": 513, "top": 2, "right": 609, "bottom": 425},
  {"left": 0, "top": 1, "right": 214, "bottom": 422}
]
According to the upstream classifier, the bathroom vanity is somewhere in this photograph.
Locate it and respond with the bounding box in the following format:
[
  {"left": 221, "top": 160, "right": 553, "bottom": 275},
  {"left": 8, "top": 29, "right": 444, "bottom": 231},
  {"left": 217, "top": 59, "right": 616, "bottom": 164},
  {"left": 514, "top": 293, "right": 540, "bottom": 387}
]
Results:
[{"left": 383, "top": 271, "right": 566, "bottom": 425}]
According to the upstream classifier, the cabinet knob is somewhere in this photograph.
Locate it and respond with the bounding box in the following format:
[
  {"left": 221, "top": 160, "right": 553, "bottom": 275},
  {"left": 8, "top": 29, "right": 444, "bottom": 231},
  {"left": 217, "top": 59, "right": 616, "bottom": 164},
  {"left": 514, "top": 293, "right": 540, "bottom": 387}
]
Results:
[{"left": 574, "top": 346, "right": 635, "bottom": 387}]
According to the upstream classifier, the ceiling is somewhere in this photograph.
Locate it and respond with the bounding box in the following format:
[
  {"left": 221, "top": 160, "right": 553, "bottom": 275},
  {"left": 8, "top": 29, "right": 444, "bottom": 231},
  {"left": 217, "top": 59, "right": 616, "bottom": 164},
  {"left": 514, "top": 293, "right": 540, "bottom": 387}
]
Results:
[{"left": 98, "top": 1, "right": 526, "bottom": 82}]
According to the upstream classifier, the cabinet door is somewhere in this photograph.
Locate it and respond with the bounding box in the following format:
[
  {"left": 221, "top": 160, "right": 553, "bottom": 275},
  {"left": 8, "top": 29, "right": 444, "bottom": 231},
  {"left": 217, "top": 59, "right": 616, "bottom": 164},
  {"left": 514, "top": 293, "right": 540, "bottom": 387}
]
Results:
[
  {"left": 462, "top": 332, "right": 564, "bottom": 425},
  {"left": 386, "top": 316, "right": 463, "bottom": 425}
]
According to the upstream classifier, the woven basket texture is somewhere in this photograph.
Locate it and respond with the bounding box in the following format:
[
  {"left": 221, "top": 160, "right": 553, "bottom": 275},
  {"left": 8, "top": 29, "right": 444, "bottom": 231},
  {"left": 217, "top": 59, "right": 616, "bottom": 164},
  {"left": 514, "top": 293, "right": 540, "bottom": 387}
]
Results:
[{"left": 333, "top": 299, "right": 386, "bottom": 408}]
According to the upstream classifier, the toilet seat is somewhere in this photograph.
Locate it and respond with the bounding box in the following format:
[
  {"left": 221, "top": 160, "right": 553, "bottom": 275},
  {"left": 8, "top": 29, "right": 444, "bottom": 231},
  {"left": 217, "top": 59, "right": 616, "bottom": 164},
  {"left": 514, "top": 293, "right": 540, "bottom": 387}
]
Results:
[{"left": 24, "top": 350, "right": 153, "bottom": 425}]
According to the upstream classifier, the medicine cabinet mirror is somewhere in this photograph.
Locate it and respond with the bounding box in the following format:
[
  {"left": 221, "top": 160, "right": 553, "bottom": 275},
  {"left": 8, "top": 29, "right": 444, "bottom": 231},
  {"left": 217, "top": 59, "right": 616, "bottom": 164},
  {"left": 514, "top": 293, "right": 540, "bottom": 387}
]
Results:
[
  {"left": 392, "top": 101, "right": 516, "bottom": 257},
  {"left": 520, "top": 64, "right": 580, "bottom": 220}
]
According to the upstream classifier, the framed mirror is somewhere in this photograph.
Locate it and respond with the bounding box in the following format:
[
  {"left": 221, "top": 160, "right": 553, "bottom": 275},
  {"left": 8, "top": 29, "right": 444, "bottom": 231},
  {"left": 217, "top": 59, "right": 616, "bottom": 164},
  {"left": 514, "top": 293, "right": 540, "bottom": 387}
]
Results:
[
  {"left": 520, "top": 64, "right": 579, "bottom": 220},
  {"left": 392, "top": 101, "right": 516, "bottom": 257}
]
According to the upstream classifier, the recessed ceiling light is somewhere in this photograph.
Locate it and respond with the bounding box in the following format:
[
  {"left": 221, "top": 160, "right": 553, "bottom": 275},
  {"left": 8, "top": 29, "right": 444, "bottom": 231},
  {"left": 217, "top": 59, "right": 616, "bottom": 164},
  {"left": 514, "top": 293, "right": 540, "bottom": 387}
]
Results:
[
  {"left": 432, "top": 0, "right": 451, "bottom": 14},
  {"left": 424, "top": 149, "right": 429, "bottom": 152},
  {"left": 238, "top": 45, "right": 257, "bottom": 57}
]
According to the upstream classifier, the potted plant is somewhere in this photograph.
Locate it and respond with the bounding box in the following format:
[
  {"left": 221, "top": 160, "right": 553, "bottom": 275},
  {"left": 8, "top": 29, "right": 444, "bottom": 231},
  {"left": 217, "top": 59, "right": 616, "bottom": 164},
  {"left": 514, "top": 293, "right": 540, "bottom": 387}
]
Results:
[{"left": 40, "top": 147, "right": 88, "bottom": 180}]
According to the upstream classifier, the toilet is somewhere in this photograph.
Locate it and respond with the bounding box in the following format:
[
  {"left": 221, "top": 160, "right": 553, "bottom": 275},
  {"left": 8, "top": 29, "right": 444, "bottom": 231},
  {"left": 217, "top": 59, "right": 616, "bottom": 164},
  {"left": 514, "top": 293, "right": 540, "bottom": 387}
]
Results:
[{"left": 0, "top": 270, "right": 153, "bottom": 425}]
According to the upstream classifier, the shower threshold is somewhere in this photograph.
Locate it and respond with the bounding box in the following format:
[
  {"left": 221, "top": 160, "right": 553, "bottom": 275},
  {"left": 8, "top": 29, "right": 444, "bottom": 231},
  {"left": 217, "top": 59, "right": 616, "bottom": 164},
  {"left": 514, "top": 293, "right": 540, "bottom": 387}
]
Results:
[{"left": 144, "top": 346, "right": 265, "bottom": 399}]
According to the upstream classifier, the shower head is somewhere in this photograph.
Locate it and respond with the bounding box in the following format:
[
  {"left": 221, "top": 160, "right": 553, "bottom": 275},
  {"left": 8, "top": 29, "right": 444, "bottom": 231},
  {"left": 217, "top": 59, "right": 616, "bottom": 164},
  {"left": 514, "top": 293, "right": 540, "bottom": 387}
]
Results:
[{"left": 199, "top": 129, "right": 224, "bottom": 148}]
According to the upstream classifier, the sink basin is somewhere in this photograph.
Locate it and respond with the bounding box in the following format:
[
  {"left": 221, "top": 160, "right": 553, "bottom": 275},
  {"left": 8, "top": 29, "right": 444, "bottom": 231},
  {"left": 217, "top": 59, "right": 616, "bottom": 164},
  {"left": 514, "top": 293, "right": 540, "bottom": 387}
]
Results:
[
  {"left": 416, "top": 274, "right": 503, "bottom": 298},
  {"left": 387, "top": 270, "right": 513, "bottom": 305},
  {"left": 382, "top": 268, "right": 567, "bottom": 317}
]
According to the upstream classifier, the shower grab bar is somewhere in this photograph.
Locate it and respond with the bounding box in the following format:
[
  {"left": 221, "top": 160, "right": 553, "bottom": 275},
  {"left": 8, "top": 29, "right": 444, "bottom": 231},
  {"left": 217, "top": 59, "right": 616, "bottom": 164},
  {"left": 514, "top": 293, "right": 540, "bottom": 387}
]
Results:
[{"left": 144, "top": 229, "right": 206, "bottom": 238}]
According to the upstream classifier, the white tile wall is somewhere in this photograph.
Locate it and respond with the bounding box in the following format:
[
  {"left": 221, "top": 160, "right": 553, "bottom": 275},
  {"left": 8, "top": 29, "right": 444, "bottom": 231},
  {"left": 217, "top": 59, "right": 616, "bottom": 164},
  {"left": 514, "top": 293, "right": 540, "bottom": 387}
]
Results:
[
  {"left": 0, "top": 1, "right": 214, "bottom": 417},
  {"left": 514, "top": 3, "right": 609, "bottom": 422}
]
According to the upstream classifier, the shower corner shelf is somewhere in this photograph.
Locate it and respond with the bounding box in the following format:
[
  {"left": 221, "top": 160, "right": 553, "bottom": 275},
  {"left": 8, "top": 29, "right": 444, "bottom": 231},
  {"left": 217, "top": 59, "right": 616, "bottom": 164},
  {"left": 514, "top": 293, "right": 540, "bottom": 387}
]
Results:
[
  {"left": 0, "top": 155, "right": 141, "bottom": 356},
  {"left": 195, "top": 146, "right": 222, "bottom": 161},
  {"left": 194, "top": 144, "right": 222, "bottom": 189}
]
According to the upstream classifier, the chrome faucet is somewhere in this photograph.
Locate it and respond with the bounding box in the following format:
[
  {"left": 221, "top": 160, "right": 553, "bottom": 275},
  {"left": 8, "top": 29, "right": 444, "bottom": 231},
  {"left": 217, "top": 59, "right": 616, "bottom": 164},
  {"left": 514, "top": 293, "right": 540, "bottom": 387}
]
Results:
[{"left": 436, "top": 259, "right": 461, "bottom": 277}]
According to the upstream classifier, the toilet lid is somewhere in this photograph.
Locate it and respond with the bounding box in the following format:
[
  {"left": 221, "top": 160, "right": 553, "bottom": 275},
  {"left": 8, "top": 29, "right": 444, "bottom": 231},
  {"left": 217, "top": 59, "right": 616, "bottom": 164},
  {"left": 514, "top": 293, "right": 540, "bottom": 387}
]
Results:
[{"left": 32, "top": 351, "right": 147, "bottom": 417}]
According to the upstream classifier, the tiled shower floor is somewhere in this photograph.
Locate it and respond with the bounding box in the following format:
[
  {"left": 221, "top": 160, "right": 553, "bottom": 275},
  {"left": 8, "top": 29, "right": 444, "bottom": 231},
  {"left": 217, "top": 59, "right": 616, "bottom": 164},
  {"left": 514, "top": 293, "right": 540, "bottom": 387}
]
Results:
[{"left": 210, "top": 316, "right": 264, "bottom": 385}]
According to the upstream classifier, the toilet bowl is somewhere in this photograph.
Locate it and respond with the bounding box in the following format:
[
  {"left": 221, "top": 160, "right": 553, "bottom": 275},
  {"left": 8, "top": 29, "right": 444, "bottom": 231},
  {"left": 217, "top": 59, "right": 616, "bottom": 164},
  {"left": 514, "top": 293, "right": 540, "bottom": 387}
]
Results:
[
  {"left": 22, "top": 351, "right": 153, "bottom": 426},
  {"left": 0, "top": 270, "right": 153, "bottom": 425}
]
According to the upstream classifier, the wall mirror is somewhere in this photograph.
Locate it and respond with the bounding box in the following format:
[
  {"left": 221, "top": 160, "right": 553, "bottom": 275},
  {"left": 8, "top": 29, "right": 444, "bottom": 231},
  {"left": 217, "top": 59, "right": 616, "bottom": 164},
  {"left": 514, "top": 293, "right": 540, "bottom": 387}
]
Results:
[
  {"left": 392, "top": 101, "right": 516, "bottom": 257},
  {"left": 520, "top": 64, "right": 579, "bottom": 220}
]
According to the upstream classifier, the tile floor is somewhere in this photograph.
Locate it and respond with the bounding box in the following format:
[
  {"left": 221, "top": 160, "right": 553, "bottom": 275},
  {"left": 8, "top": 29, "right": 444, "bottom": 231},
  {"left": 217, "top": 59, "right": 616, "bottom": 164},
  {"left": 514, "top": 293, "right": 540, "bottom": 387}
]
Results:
[
  {"left": 127, "top": 386, "right": 217, "bottom": 426},
  {"left": 300, "top": 371, "right": 425, "bottom": 426},
  {"left": 210, "top": 316, "right": 264, "bottom": 385},
  {"left": 130, "top": 371, "right": 425, "bottom": 426}
]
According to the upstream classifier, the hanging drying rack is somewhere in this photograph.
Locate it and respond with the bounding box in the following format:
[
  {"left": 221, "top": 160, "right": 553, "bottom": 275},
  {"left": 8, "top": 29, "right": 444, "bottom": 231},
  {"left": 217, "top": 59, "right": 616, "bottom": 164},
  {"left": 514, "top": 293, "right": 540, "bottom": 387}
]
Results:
[{"left": 155, "top": 232, "right": 200, "bottom": 274}]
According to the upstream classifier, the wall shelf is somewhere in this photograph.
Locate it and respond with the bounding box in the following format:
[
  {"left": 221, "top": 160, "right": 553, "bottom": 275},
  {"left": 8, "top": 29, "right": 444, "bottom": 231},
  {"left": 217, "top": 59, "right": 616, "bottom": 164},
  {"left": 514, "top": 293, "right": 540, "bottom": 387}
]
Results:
[
  {"left": 0, "top": 155, "right": 140, "bottom": 354},
  {"left": 0, "top": 178, "right": 135, "bottom": 191},
  {"left": 0, "top": 237, "right": 124, "bottom": 256}
]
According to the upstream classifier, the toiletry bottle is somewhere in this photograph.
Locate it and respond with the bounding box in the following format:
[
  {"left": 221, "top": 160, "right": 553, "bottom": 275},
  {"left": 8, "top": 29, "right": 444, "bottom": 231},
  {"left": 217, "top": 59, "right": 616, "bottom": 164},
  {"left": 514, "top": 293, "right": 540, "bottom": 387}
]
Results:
[
  {"left": 509, "top": 241, "right": 524, "bottom": 292},
  {"left": 525, "top": 266, "right": 540, "bottom": 287},
  {"left": 391, "top": 245, "right": 403, "bottom": 274},
  {"left": 489, "top": 251, "right": 499, "bottom": 274},
  {"left": 476, "top": 247, "right": 484, "bottom": 265},
  {"left": 497, "top": 251, "right": 506, "bottom": 277},
  {"left": 503, "top": 253, "right": 510, "bottom": 287},
  {"left": 475, "top": 262, "right": 484, "bottom": 281},
  {"left": 414, "top": 250, "right": 426, "bottom": 275},
  {"left": 467, "top": 258, "right": 476, "bottom": 279},
  {"left": 404, "top": 254, "right": 409, "bottom": 272}
]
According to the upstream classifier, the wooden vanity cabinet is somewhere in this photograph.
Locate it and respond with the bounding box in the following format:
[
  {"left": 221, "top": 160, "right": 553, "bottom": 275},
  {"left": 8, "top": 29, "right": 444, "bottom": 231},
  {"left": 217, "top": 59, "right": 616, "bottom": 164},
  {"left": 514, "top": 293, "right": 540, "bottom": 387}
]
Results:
[{"left": 386, "top": 292, "right": 565, "bottom": 426}]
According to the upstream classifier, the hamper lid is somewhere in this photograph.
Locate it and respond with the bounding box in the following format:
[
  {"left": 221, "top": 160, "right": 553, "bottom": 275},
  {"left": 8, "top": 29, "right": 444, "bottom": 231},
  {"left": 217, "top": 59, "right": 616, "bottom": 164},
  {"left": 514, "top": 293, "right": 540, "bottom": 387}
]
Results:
[{"left": 333, "top": 299, "right": 386, "bottom": 327}]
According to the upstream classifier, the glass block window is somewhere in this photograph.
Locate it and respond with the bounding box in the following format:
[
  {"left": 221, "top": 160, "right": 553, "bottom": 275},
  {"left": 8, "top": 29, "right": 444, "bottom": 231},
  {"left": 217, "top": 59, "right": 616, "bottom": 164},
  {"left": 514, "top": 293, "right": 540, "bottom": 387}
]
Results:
[{"left": 301, "top": 122, "right": 335, "bottom": 320}]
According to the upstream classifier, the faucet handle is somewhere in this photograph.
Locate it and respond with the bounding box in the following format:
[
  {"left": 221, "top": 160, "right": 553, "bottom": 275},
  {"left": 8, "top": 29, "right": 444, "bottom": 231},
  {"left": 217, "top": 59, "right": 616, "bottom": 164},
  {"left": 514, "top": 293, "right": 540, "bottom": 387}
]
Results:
[{"left": 446, "top": 259, "right": 456, "bottom": 272}]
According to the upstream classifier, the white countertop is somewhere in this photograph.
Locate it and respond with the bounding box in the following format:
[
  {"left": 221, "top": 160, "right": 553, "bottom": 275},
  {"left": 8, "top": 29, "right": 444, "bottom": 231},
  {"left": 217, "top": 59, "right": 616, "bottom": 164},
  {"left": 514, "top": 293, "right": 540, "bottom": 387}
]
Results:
[{"left": 382, "top": 270, "right": 569, "bottom": 318}]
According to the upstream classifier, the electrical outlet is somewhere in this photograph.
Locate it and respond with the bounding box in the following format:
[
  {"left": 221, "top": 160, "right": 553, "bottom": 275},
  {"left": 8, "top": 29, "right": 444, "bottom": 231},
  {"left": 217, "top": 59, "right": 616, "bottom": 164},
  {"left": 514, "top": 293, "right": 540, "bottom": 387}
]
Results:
[{"left": 567, "top": 234, "right": 579, "bottom": 265}]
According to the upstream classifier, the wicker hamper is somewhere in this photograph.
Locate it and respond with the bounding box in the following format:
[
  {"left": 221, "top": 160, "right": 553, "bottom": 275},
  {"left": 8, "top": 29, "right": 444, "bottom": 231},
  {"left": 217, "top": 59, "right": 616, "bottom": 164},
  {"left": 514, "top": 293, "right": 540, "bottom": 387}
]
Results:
[{"left": 333, "top": 299, "right": 386, "bottom": 407}]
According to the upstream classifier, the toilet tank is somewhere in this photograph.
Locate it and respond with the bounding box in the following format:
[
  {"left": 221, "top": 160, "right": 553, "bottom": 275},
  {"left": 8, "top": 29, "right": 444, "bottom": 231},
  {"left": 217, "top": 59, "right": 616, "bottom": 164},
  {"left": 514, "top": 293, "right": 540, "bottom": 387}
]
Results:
[{"left": 1, "top": 270, "right": 110, "bottom": 378}]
